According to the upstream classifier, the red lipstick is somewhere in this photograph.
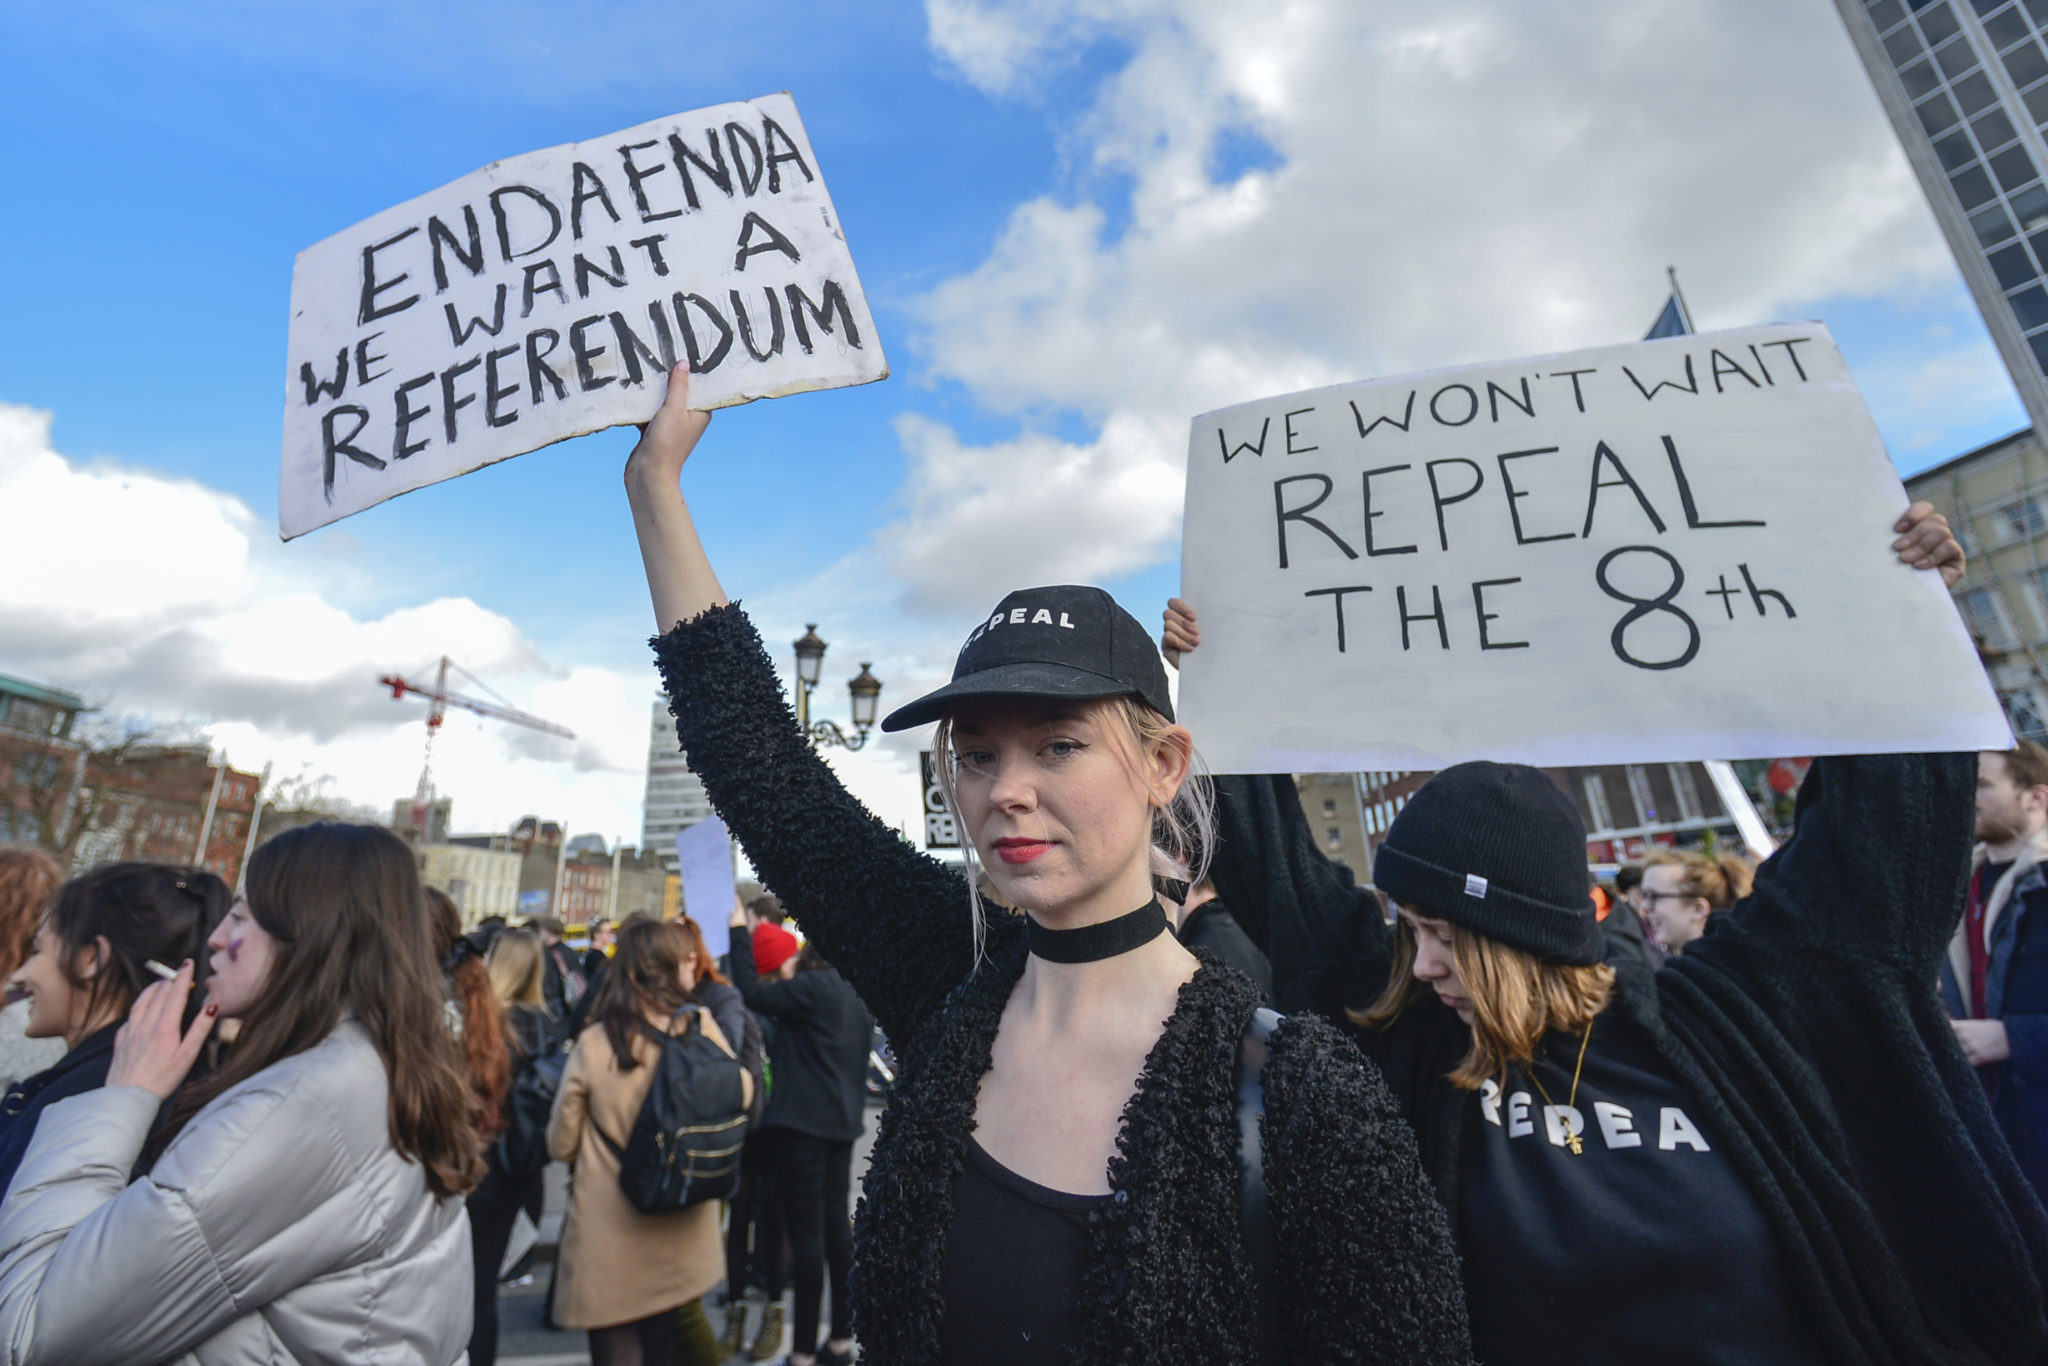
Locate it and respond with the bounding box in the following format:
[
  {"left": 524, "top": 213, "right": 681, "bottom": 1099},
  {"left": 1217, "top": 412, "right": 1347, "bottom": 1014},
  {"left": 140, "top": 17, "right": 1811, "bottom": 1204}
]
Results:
[{"left": 993, "top": 838, "right": 1052, "bottom": 864}]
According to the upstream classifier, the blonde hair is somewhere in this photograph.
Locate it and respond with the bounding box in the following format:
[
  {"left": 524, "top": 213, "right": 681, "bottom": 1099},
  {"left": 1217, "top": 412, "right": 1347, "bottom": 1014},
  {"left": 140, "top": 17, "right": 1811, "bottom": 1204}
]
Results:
[
  {"left": 1355, "top": 913, "right": 1614, "bottom": 1090},
  {"left": 1643, "top": 847, "right": 1753, "bottom": 910},
  {"left": 932, "top": 694, "right": 1213, "bottom": 963},
  {"left": 486, "top": 928, "right": 545, "bottom": 1008}
]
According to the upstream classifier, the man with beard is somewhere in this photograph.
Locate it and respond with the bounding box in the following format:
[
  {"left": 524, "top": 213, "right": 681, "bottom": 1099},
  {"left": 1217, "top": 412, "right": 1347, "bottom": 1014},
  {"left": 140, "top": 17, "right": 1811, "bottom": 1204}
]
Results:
[{"left": 1942, "top": 741, "right": 2048, "bottom": 1203}]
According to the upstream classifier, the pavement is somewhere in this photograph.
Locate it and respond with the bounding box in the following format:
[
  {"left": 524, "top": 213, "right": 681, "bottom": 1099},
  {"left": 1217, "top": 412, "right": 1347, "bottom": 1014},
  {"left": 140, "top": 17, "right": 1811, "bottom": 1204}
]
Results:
[{"left": 497, "top": 1102, "right": 879, "bottom": 1366}]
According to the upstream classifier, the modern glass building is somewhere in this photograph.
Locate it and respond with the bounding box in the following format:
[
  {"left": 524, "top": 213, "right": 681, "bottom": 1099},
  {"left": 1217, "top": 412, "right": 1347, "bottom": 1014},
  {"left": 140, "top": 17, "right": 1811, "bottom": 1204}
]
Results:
[
  {"left": 1835, "top": 0, "right": 2048, "bottom": 430},
  {"left": 640, "top": 698, "right": 711, "bottom": 873}
]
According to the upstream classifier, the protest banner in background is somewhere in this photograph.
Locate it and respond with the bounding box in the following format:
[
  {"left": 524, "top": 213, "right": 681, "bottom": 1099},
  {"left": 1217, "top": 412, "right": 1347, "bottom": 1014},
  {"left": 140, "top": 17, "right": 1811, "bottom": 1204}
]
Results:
[
  {"left": 920, "top": 751, "right": 959, "bottom": 849},
  {"left": 675, "top": 814, "right": 736, "bottom": 961},
  {"left": 1177, "top": 323, "right": 2010, "bottom": 774},
  {"left": 281, "top": 92, "right": 887, "bottom": 539}
]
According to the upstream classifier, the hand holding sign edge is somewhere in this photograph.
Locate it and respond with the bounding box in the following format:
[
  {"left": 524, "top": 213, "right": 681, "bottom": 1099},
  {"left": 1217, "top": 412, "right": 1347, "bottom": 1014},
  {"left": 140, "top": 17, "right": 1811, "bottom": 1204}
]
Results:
[{"left": 626, "top": 363, "right": 728, "bottom": 633}]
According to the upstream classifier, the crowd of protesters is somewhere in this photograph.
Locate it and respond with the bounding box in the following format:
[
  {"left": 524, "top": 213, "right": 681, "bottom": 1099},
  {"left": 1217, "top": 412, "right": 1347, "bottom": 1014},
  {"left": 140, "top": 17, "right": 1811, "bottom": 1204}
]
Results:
[{"left": 0, "top": 360, "right": 2042, "bottom": 1363}]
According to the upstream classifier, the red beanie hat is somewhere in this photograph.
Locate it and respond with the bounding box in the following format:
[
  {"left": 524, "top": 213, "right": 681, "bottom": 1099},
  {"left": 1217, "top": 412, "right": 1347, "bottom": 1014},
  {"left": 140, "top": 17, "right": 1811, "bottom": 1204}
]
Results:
[{"left": 753, "top": 922, "right": 799, "bottom": 975}]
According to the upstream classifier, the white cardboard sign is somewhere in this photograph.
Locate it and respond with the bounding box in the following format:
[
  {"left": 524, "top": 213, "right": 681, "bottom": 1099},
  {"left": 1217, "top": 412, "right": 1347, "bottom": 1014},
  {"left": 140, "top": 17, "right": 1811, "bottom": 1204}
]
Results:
[
  {"left": 1177, "top": 323, "right": 2010, "bottom": 774},
  {"left": 281, "top": 92, "right": 887, "bottom": 539},
  {"left": 675, "top": 814, "right": 736, "bottom": 961}
]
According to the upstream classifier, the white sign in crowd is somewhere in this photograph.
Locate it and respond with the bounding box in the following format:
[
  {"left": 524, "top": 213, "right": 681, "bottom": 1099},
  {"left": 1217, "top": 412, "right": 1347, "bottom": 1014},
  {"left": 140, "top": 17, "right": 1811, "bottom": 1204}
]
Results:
[
  {"left": 280, "top": 92, "right": 887, "bottom": 538},
  {"left": 1176, "top": 323, "right": 2011, "bottom": 774}
]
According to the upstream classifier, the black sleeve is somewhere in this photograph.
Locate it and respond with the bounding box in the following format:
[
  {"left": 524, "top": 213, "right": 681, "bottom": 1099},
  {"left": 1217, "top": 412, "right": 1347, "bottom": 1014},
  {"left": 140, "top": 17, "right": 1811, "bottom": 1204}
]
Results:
[
  {"left": 1207, "top": 775, "right": 1392, "bottom": 1024},
  {"left": 1691, "top": 753, "right": 1975, "bottom": 978},
  {"left": 692, "top": 982, "right": 750, "bottom": 1059},
  {"left": 1262, "top": 1015, "right": 1473, "bottom": 1365},
  {"left": 653, "top": 604, "right": 976, "bottom": 1047}
]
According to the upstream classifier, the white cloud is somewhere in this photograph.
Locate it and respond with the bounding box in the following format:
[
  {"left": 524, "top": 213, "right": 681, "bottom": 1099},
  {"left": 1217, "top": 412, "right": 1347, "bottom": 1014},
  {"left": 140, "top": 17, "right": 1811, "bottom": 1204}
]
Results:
[
  {"left": 0, "top": 402, "right": 651, "bottom": 842},
  {"left": 889, "top": 0, "right": 2010, "bottom": 612}
]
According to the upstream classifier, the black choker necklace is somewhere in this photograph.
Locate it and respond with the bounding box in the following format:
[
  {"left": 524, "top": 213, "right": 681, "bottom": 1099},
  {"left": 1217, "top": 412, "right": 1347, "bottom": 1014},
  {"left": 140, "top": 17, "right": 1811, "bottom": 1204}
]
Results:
[{"left": 1025, "top": 899, "right": 1168, "bottom": 964}]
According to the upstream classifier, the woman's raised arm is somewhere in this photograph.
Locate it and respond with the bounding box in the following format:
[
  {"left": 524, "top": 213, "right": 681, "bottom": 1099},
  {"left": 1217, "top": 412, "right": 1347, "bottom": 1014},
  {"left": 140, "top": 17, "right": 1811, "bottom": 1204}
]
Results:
[
  {"left": 627, "top": 367, "right": 978, "bottom": 1046},
  {"left": 625, "top": 365, "right": 724, "bottom": 632}
]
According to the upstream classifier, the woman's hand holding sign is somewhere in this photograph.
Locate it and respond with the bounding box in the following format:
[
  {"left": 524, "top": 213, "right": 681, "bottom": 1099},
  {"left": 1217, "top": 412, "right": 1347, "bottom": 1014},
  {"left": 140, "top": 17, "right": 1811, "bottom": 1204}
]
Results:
[
  {"left": 625, "top": 364, "right": 725, "bottom": 633},
  {"left": 1895, "top": 502, "right": 1965, "bottom": 588}
]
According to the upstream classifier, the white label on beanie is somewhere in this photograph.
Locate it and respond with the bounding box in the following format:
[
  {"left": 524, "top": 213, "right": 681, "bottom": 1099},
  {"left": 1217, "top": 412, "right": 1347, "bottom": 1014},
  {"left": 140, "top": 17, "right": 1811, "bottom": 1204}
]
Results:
[{"left": 1464, "top": 873, "right": 1489, "bottom": 899}]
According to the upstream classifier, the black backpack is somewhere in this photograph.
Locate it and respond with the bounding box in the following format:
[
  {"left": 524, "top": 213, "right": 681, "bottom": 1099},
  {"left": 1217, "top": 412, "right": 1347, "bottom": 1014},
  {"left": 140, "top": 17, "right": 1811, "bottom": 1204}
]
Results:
[
  {"left": 495, "top": 1013, "right": 565, "bottom": 1179},
  {"left": 596, "top": 1009, "right": 749, "bottom": 1213}
]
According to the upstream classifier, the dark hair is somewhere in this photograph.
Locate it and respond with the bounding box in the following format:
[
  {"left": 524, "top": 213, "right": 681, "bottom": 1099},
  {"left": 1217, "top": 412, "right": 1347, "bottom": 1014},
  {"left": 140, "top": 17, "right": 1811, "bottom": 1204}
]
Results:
[
  {"left": 795, "top": 942, "right": 833, "bottom": 974},
  {"left": 0, "top": 848, "right": 63, "bottom": 980},
  {"left": 676, "top": 914, "right": 728, "bottom": 987},
  {"left": 427, "top": 887, "right": 510, "bottom": 1141},
  {"left": 44, "top": 863, "right": 224, "bottom": 1033},
  {"left": 1612, "top": 864, "right": 1644, "bottom": 896},
  {"left": 160, "top": 824, "right": 484, "bottom": 1197},
  {"left": 748, "top": 894, "right": 786, "bottom": 926},
  {"left": 589, "top": 918, "right": 691, "bottom": 1072}
]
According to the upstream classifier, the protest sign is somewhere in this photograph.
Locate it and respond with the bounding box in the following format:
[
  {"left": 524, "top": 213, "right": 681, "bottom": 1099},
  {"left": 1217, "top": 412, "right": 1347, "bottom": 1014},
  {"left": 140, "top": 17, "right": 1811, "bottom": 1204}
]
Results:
[
  {"left": 920, "top": 751, "right": 959, "bottom": 849},
  {"left": 1177, "top": 323, "right": 2010, "bottom": 774},
  {"left": 675, "top": 814, "right": 736, "bottom": 961},
  {"left": 281, "top": 92, "right": 887, "bottom": 539}
]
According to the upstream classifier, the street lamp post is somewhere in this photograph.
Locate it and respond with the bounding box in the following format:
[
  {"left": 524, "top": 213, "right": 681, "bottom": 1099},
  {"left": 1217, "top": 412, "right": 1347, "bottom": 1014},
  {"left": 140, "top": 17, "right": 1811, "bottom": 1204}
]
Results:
[{"left": 792, "top": 624, "right": 883, "bottom": 750}]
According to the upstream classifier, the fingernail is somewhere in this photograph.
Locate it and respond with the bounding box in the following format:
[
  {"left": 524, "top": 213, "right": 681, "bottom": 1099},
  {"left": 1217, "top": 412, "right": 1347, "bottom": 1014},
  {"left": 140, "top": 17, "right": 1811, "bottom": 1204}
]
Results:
[{"left": 204, "top": 1003, "right": 218, "bottom": 1016}]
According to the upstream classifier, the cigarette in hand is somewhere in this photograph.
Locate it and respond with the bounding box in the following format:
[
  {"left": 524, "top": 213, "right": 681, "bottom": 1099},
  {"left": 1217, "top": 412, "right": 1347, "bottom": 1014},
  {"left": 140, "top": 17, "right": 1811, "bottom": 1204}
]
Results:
[{"left": 144, "top": 960, "right": 180, "bottom": 982}]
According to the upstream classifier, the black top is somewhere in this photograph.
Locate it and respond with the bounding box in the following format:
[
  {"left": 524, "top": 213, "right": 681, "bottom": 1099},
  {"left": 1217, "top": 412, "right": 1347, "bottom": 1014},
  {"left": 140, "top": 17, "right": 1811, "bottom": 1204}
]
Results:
[
  {"left": 1175, "top": 897, "right": 1273, "bottom": 1003},
  {"left": 937, "top": 1138, "right": 1108, "bottom": 1365},
  {"left": 729, "top": 924, "right": 873, "bottom": 1143},
  {"left": 0, "top": 1023, "right": 120, "bottom": 1198},
  {"left": 652, "top": 604, "right": 1472, "bottom": 1366},
  {"left": 1460, "top": 1023, "right": 1823, "bottom": 1366},
  {"left": 1205, "top": 761, "right": 2048, "bottom": 1366}
]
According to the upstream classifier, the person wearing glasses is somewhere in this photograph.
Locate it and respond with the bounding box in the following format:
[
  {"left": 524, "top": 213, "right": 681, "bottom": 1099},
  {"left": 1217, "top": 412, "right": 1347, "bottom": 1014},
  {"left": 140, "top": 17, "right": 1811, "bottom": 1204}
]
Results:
[{"left": 1634, "top": 849, "right": 1753, "bottom": 955}]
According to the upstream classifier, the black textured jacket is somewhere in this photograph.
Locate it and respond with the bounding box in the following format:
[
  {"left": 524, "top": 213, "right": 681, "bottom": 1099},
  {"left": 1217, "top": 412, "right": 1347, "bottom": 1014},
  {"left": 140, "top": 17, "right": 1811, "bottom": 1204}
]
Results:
[
  {"left": 654, "top": 605, "right": 1471, "bottom": 1365},
  {"left": 1208, "top": 758, "right": 2048, "bottom": 1366}
]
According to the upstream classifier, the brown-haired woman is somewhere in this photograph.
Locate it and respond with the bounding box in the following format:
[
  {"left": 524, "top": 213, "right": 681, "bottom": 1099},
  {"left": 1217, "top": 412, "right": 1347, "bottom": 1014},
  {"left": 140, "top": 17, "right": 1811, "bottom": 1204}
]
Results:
[
  {"left": 0, "top": 849, "right": 65, "bottom": 1090},
  {"left": 0, "top": 861, "right": 225, "bottom": 1195},
  {"left": 0, "top": 822, "right": 482, "bottom": 1362},
  {"left": 1636, "top": 848, "right": 1754, "bottom": 954},
  {"left": 547, "top": 916, "right": 746, "bottom": 1366}
]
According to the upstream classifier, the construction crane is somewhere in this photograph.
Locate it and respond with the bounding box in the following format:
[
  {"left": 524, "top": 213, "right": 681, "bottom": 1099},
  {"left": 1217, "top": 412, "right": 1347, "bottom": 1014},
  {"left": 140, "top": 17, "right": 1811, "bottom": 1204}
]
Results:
[{"left": 377, "top": 657, "right": 575, "bottom": 837}]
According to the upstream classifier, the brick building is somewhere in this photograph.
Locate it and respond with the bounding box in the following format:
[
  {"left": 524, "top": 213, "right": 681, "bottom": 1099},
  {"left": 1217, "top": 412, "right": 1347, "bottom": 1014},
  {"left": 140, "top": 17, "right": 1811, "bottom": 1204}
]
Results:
[
  {"left": 72, "top": 746, "right": 262, "bottom": 885},
  {"left": 0, "top": 674, "right": 86, "bottom": 849}
]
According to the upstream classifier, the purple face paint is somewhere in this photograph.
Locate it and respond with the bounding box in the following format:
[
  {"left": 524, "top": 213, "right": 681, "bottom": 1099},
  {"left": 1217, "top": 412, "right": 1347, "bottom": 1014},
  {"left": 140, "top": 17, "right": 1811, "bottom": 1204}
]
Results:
[{"left": 223, "top": 936, "right": 244, "bottom": 963}]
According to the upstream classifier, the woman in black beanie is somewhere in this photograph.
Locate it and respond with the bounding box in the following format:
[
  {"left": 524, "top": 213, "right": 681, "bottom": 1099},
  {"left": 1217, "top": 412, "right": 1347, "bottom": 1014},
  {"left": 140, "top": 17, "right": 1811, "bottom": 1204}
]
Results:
[
  {"left": 1165, "top": 509, "right": 2048, "bottom": 1366},
  {"left": 623, "top": 367, "right": 1470, "bottom": 1365}
]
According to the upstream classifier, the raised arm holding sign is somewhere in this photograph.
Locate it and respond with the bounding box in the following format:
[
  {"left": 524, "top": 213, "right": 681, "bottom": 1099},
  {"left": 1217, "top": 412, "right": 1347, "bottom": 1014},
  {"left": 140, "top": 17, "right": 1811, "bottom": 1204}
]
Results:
[
  {"left": 1174, "top": 323, "right": 2007, "bottom": 773},
  {"left": 281, "top": 92, "right": 886, "bottom": 539}
]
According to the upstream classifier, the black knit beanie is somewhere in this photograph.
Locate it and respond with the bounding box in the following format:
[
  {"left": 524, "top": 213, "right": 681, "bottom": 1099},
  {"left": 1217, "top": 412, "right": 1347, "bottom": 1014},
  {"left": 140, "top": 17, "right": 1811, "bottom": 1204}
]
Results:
[{"left": 1372, "top": 761, "right": 1605, "bottom": 965}]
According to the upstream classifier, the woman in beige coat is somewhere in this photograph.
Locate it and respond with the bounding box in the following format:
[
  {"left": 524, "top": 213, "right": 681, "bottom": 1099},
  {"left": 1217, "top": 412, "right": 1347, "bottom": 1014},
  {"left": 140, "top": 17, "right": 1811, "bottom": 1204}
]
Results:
[{"left": 548, "top": 916, "right": 746, "bottom": 1366}]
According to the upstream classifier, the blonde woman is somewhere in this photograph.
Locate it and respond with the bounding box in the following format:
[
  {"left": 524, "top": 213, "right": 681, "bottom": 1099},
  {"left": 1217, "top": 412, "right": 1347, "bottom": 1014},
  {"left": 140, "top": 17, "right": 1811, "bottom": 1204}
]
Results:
[
  {"left": 1168, "top": 505, "right": 2048, "bottom": 1366},
  {"left": 1636, "top": 848, "right": 1754, "bottom": 954},
  {"left": 469, "top": 927, "right": 558, "bottom": 1366},
  {"left": 625, "top": 366, "right": 1468, "bottom": 1364}
]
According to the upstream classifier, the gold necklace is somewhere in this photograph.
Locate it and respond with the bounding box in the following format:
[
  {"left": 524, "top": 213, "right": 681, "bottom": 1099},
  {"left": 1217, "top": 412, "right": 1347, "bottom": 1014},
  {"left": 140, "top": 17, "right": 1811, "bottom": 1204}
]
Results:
[{"left": 1525, "top": 1019, "right": 1595, "bottom": 1155}]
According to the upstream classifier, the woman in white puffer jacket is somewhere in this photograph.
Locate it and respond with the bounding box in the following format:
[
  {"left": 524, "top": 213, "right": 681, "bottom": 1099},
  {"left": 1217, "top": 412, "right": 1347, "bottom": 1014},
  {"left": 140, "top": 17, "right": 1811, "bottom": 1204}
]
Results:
[{"left": 0, "top": 822, "right": 483, "bottom": 1364}]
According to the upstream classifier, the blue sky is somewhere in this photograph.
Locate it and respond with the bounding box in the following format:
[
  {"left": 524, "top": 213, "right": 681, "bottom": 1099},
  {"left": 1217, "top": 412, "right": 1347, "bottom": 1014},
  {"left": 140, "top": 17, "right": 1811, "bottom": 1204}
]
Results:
[{"left": 0, "top": 0, "right": 2030, "bottom": 844}]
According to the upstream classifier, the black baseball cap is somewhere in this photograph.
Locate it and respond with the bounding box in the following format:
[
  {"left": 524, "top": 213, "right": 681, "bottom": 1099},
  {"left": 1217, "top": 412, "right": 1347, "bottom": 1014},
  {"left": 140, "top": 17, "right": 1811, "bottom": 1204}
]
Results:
[{"left": 881, "top": 585, "right": 1174, "bottom": 732}]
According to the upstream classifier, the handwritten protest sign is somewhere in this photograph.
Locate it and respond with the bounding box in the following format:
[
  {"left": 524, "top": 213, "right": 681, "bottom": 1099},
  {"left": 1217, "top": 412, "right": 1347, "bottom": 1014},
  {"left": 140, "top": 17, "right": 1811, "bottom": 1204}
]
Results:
[
  {"left": 281, "top": 93, "right": 886, "bottom": 539},
  {"left": 1177, "top": 323, "right": 2010, "bottom": 773},
  {"left": 675, "top": 814, "right": 737, "bottom": 961}
]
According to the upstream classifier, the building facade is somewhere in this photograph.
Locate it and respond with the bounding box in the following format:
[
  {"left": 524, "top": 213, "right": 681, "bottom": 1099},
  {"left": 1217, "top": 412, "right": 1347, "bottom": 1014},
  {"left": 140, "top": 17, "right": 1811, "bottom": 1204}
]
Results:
[
  {"left": 1835, "top": 0, "right": 2048, "bottom": 432},
  {"left": 72, "top": 747, "right": 262, "bottom": 886},
  {"left": 1356, "top": 763, "right": 1740, "bottom": 874},
  {"left": 642, "top": 699, "right": 712, "bottom": 873},
  {"left": 1906, "top": 426, "right": 2048, "bottom": 740},
  {"left": 0, "top": 674, "right": 85, "bottom": 850},
  {"left": 416, "top": 842, "right": 522, "bottom": 927}
]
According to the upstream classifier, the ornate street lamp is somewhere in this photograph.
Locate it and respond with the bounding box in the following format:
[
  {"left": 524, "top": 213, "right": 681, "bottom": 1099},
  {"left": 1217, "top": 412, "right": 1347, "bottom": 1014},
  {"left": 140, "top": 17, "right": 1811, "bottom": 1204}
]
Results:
[{"left": 792, "top": 625, "right": 883, "bottom": 750}]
